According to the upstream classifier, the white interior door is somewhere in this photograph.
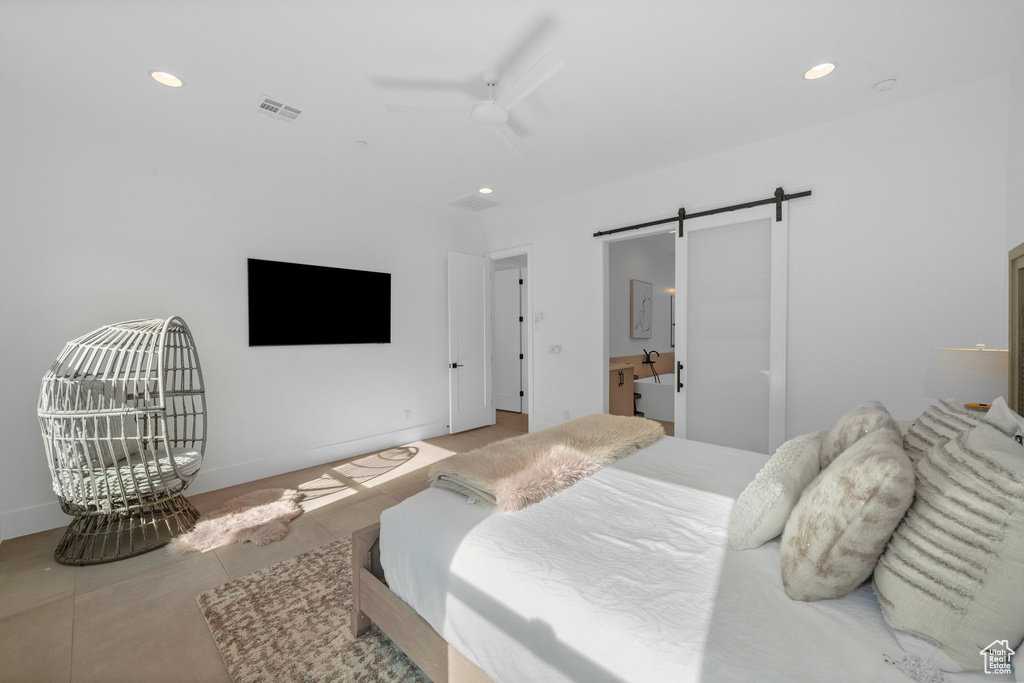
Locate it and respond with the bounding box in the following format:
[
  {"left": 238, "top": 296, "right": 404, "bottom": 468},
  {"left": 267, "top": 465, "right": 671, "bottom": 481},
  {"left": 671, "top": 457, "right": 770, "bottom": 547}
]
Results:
[
  {"left": 448, "top": 252, "right": 496, "bottom": 433},
  {"left": 494, "top": 268, "right": 523, "bottom": 412},
  {"left": 674, "top": 203, "right": 788, "bottom": 454}
]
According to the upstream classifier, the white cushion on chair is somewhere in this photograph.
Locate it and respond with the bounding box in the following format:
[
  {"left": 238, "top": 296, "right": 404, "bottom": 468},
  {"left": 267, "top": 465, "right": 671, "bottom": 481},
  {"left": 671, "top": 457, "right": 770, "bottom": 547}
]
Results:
[{"left": 57, "top": 446, "right": 202, "bottom": 503}]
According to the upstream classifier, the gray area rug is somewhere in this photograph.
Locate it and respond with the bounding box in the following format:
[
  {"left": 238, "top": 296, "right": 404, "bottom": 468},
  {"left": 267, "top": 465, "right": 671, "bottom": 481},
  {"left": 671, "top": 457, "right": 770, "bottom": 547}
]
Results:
[{"left": 197, "top": 537, "right": 429, "bottom": 682}]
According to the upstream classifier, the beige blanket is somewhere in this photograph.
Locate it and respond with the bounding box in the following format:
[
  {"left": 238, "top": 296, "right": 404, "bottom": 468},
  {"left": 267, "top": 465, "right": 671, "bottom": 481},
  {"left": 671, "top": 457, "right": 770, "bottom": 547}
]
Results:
[{"left": 428, "top": 414, "right": 664, "bottom": 512}]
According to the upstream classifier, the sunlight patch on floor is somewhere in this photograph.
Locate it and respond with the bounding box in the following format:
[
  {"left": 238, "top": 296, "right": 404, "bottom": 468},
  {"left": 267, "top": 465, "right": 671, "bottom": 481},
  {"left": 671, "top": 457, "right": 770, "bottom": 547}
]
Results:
[
  {"left": 292, "top": 473, "right": 364, "bottom": 512},
  {"left": 287, "top": 441, "right": 457, "bottom": 511}
]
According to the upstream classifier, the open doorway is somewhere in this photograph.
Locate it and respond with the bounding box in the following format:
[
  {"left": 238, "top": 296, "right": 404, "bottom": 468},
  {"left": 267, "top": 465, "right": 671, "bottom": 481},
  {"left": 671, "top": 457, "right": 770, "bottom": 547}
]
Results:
[
  {"left": 491, "top": 247, "right": 531, "bottom": 433},
  {"left": 605, "top": 231, "right": 675, "bottom": 436}
]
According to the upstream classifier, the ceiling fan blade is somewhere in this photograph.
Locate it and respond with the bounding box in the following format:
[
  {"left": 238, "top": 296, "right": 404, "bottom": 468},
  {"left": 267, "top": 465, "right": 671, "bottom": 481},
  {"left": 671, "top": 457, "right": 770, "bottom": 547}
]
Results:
[
  {"left": 373, "top": 76, "right": 479, "bottom": 98},
  {"left": 493, "top": 14, "right": 558, "bottom": 76},
  {"left": 385, "top": 103, "right": 466, "bottom": 115},
  {"left": 494, "top": 52, "right": 565, "bottom": 111},
  {"left": 493, "top": 123, "right": 533, "bottom": 157}
]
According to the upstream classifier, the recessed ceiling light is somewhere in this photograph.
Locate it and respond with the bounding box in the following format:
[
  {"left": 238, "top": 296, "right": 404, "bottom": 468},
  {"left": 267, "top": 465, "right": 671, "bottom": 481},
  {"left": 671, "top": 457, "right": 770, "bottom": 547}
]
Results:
[
  {"left": 355, "top": 140, "right": 368, "bottom": 147},
  {"left": 478, "top": 187, "right": 493, "bottom": 194},
  {"left": 803, "top": 63, "right": 835, "bottom": 80},
  {"left": 150, "top": 71, "right": 183, "bottom": 88},
  {"left": 873, "top": 78, "right": 897, "bottom": 93}
]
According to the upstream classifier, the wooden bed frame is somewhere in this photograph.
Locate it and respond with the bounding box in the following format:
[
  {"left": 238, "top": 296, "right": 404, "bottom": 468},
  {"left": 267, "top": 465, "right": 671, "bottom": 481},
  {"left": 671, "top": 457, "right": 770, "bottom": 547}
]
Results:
[{"left": 350, "top": 523, "right": 493, "bottom": 683}]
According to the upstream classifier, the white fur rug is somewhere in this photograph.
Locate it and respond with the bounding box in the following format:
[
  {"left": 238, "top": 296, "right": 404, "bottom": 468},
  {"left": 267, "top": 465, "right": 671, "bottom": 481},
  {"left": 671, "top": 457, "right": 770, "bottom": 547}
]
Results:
[
  {"left": 429, "top": 414, "right": 664, "bottom": 512},
  {"left": 169, "top": 488, "right": 304, "bottom": 554}
]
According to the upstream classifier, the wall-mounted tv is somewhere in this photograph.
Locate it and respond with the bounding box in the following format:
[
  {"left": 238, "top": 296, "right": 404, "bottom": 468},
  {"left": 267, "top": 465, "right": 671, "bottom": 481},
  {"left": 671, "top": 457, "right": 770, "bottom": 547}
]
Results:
[{"left": 247, "top": 258, "right": 391, "bottom": 346}]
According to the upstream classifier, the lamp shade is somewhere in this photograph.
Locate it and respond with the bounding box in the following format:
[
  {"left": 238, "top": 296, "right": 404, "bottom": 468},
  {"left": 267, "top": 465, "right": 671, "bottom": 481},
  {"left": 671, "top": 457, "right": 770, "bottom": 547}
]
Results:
[{"left": 923, "top": 347, "right": 1008, "bottom": 403}]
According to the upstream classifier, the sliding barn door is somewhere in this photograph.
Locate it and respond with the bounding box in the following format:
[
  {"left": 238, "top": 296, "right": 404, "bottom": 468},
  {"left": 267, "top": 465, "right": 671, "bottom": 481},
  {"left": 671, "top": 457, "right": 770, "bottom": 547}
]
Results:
[{"left": 674, "top": 203, "right": 788, "bottom": 454}]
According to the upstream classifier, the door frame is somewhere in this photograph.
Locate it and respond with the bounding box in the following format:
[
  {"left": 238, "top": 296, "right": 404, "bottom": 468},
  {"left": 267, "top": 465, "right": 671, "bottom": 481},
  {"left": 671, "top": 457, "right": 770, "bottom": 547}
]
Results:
[
  {"left": 600, "top": 224, "right": 680, "bottom": 415},
  {"left": 489, "top": 245, "right": 533, "bottom": 433}
]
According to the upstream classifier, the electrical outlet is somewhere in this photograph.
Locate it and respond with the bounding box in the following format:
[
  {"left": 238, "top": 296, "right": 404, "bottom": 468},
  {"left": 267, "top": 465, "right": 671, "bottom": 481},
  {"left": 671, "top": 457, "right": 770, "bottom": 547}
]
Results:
[
  {"left": 563, "top": 409, "right": 570, "bottom": 421},
  {"left": 404, "top": 409, "right": 411, "bottom": 420}
]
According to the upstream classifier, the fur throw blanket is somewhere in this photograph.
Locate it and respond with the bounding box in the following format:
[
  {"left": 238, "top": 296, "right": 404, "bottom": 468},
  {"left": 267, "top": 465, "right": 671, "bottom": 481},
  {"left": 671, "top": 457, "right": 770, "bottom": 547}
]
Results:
[
  {"left": 168, "top": 488, "right": 304, "bottom": 554},
  {"left": 429, "top": 414, "right": 664, "bottom": 512}
]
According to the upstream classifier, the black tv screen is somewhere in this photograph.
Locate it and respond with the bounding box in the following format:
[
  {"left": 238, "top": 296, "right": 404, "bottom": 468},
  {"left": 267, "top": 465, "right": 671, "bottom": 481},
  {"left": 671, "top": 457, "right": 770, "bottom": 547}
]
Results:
[{"left": 247, "top": 258, "right": 391, "bottom": 346}]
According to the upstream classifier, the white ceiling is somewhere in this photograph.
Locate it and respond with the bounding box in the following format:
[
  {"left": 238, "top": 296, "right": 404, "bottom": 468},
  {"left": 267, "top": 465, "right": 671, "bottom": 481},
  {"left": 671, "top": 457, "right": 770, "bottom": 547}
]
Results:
[{"left": 4, "top": 1, "right": 1023, "bottom": 217}]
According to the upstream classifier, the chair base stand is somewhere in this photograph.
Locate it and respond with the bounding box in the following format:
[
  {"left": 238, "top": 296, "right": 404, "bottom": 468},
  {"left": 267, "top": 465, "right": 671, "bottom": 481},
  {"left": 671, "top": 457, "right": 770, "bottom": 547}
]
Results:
[{"left": 54, "top": 495, "right": 200, "bottom": 565}]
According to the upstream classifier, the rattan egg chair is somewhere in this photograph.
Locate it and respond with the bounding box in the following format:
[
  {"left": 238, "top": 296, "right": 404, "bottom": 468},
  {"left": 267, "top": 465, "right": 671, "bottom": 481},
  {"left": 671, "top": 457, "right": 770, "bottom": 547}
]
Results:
[{"left": 37, "top": 317, "right": 207, "bottom": 565}]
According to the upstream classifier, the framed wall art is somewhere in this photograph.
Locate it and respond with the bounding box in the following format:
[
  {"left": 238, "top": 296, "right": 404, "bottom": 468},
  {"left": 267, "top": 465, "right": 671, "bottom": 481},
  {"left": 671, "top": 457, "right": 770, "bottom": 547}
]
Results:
[{"left": 630, "top": 279, "right": 652, "bottom": 339}]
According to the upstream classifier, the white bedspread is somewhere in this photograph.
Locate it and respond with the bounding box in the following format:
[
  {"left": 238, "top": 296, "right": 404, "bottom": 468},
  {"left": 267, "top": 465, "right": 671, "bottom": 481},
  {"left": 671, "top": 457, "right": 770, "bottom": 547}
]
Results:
[{"left": 379, "top": 436, "right": 1013, "bottom": 683}]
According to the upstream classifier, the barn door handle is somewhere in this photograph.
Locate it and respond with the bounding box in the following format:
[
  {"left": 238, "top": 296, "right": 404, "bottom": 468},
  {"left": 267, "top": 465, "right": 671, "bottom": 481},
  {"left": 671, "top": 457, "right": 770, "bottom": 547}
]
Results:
[
  {"left": 677, "top": 362, "right": 684, "bottom": 392},
  {"left": 450, "top": 362, "right": 463, "bottom": 369}
]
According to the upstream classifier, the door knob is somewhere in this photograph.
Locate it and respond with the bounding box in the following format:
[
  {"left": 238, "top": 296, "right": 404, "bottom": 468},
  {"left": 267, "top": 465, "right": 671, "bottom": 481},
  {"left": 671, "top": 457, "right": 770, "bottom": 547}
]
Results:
[{"left": 450, "top": 362, "right": 463, "bottom": 369}]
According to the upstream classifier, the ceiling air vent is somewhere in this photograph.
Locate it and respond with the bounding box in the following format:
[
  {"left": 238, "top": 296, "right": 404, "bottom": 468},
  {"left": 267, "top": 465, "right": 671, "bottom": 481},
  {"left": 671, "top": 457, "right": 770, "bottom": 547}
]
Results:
[
  {"left": 253, "top": 94, "right": 302, "bottom": 123},
  {"left": 448, "top": 193, "right": 500, "bottom": 212}
]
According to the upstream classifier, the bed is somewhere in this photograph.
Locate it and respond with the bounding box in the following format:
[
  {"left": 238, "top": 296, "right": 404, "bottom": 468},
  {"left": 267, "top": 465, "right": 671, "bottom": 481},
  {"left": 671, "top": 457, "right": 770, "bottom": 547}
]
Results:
[
  {"left": 354, "top": 430, "right": 1017, "bottom": 683},
  {"left": 349, "top": 249, "right": 1024, "bottom": 683}
]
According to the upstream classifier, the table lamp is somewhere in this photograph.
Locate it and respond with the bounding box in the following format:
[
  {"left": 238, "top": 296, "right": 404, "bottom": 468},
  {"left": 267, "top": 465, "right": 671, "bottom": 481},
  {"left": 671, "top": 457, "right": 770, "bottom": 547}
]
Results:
[{"left": 923, "top": 344, "right": 1009, "bottom": 411}]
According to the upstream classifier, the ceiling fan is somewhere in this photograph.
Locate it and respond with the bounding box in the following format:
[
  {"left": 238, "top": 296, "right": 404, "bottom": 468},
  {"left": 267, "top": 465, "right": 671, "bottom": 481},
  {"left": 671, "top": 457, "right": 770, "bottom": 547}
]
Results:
[{"left": 384, "top": 52, "right": 565, "bottom": 156}]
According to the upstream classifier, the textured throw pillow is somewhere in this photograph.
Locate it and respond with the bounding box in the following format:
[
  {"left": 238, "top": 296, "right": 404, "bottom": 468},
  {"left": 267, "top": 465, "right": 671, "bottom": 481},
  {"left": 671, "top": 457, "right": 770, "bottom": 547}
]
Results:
[
  {"left": 981, "top": 397, "right": 1024, "bottom": 448},
  {"left": 820, "top": 401, "right": 900, "bottom": 469},
  {"left": 902, "top": 400, "right": 983, "bottom": 465},
  {"left": 728, "top": 431, "right": 822, "bottom": 550},
  {"left": 873, "top": 424, "right": 1024, "bottom": 672},
  {"left": 780, "top": 428, "right": 915, "bottom": 601}
]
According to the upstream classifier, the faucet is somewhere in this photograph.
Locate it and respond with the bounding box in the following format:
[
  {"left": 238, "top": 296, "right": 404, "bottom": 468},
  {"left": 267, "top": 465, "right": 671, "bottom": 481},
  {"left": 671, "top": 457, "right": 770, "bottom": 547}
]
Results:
[{"left": 643, "top": 349, "right": 661, "bottom": 383}]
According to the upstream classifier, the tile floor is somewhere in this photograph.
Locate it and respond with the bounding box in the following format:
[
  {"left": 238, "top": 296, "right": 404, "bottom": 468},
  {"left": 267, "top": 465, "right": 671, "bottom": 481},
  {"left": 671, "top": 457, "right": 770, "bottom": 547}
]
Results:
[{"left": 0, "top": 411, "right": 529, "bottom": 683}]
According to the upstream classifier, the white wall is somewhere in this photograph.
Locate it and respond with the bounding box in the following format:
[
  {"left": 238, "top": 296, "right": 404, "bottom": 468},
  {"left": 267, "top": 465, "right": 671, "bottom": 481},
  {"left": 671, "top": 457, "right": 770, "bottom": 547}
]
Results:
[
  {"left": 1008, "top": 64, "right": 1024, "bottom": 250},
  {"left": 484, "top": 75, "right": 1010, "bottom": 434},
  {"left": 0, "top": 100, "right": 483, "bottom": 540},
  {"left": 608, "top": 237, "right": 674, "bottom": 358}
]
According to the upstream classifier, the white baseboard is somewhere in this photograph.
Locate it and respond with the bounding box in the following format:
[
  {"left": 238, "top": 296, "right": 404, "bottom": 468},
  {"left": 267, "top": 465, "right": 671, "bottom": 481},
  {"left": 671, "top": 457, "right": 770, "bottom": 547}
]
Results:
[
  {"left": 190, "top": 421, "right": 450, "bottom": 495},
  {"left": 0, "top": 421, "right": 450, "bottom": 544},
  {"left": 0, "top": 500, "right": 68, "bottom": 543}
]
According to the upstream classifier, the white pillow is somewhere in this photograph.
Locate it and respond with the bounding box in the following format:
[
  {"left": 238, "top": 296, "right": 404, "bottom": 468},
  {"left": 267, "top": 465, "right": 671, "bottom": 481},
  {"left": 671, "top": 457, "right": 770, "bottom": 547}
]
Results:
[
  {"left": 781, "top": 428, "right": 915, "bottom": 601},
  {"left": 728, "top": 432, "right": 822, "bottom": 550},
  {"left": 981, "top": 396, "right": 1024, "bottom": 448},
  {"left": 873, "top": 424, "right": 1024, "bottom": 672},
  {"left": 820, "top": 401, "right": 900, "bottom": 469}
]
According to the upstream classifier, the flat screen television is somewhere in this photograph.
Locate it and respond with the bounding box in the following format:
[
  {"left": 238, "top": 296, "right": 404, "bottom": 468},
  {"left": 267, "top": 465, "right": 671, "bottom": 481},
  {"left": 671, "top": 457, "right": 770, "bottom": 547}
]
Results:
[{"left": 247, "top": 258, "right": 391, "bottom": 346}]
